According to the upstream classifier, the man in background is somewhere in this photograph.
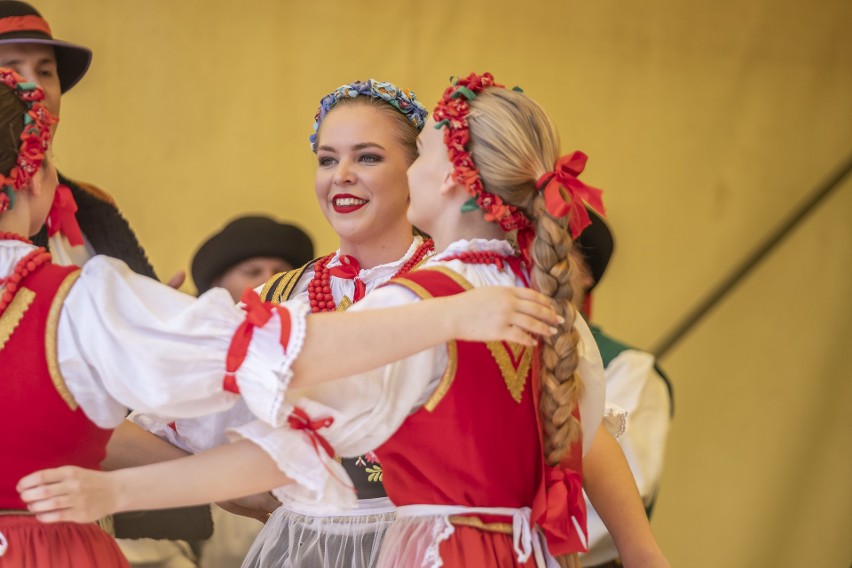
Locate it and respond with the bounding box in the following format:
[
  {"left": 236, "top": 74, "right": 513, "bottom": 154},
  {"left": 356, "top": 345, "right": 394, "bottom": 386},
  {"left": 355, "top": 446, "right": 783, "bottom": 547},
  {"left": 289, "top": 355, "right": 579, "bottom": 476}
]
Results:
[{"left": 0, "top": 1, "right": 156, "bottom": 278}]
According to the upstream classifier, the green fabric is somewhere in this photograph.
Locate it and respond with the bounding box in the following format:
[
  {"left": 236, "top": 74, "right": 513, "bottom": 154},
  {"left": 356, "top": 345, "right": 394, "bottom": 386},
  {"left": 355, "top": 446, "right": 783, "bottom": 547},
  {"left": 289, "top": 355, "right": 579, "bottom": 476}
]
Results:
[{"left": 589, "top": 324, "right": 635, "bottom": 368}]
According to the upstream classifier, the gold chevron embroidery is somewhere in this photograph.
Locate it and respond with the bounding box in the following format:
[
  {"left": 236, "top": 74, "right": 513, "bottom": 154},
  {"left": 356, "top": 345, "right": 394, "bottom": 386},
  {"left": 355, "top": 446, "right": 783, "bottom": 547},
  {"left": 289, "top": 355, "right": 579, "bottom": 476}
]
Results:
[
  {"left": 486, "top": 340, "right": 532, "bottom": 403},
  {"left": 337, "top": 295, "right": 352, "bottom": 311},
  {"left": 0, "top": 287, "right": 36, "bottom": 352},
  {"left": 45, "top": 270, "right": 82, "bottom": 410}
]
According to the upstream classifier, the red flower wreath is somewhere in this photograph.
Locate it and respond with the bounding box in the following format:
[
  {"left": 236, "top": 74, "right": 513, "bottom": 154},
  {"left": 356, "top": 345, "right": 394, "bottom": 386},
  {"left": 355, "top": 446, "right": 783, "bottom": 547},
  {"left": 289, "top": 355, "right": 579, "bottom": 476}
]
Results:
[
  {"left": 432, "top": 72, "right": 533, "bottom": 234},
  {"left": 0, "top": 68, "right": 57, "bottom": 214}
]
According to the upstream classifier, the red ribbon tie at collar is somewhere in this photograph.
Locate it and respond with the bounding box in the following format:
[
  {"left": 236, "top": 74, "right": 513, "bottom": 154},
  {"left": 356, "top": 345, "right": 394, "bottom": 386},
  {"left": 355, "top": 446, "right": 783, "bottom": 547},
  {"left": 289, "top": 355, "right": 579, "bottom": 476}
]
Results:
[
  {"left": 288, "top": 406, "right": 336, "bottom": 458},
  {"left": 46, "top": 184, "right": 85, "bottom": 246},
  {"left": 536, "top": 151, "right": 605, "bottom": 239},
  {"left": 539, "top": 465, "right": 588, "bottom": 556},
  {"left": 329, "top": 255, "right": 366, "bottom": 302}
]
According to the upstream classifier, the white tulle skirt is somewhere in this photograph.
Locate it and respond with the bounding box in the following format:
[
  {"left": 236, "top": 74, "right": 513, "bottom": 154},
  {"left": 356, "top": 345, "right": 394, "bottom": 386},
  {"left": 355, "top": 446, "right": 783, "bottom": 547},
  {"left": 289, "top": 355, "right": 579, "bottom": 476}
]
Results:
[{"left": 241, "top": 498, "right": 395, "bottom": 568}]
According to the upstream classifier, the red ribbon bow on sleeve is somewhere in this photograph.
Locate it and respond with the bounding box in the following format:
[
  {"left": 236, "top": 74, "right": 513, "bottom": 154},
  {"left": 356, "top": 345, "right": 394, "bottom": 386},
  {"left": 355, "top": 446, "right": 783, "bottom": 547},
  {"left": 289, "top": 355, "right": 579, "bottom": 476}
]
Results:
[
  {"left": 287, "top": 406, "right": 336, "bottom": 458},
  {"left": 329, "top": 255, "right": 366, "bottom": 303},
  {"left": 538, "top": 465, "right": 588, "bottom": 556},
  {"left": 536, "top": 151, "right": 605, "bottom": 239},
  {"left": 222, "top": 289, "right": 291, "bottom": 394},
  {"left": 46, "top": 184, "right": 85, "bottom": 246}
]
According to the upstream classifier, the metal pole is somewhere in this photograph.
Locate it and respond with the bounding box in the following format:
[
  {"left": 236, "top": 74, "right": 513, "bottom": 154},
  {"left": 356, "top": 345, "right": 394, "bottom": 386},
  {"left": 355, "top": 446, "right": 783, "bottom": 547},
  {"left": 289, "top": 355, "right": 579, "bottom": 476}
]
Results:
[{"left": 653, "top": 153, "right": 852, "bottom": 359}]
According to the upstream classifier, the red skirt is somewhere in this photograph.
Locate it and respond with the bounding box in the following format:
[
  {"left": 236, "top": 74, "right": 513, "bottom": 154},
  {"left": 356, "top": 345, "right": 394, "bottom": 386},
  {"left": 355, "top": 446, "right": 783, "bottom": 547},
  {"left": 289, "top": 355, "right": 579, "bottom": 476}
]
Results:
[
  {"left": 0, "top": 515, "right": 130, "bottom": 568},
  {"left": 437, "top": 524, "right": 538, "bottom": 567}
]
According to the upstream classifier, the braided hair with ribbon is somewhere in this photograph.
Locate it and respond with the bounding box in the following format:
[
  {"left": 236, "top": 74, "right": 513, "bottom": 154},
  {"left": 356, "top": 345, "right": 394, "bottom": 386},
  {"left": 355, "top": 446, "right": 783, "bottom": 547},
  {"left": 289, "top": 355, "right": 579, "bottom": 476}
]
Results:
[{"left": 433, "top": 73, "right": 606, "bottom": 567}]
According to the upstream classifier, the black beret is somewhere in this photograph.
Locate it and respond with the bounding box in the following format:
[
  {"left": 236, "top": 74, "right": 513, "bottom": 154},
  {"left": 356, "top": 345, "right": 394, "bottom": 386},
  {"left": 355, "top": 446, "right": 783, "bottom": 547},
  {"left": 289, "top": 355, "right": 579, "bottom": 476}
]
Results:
[{"left": 191, "top": 216, "right": 314, "bottom": 294}]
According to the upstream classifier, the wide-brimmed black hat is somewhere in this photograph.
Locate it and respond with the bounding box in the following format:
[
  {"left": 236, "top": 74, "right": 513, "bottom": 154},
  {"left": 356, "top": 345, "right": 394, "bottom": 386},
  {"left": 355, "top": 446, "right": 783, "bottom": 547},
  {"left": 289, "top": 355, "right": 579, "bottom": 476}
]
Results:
[
  {"left": 0, "top": 1, "right": 91, "bottom": 92},
  {"left": 575, "top": 208, "right": 614, "bottom": 291},
  {"left": 191, "top": 216, "right": 314, "bottom": 294}
]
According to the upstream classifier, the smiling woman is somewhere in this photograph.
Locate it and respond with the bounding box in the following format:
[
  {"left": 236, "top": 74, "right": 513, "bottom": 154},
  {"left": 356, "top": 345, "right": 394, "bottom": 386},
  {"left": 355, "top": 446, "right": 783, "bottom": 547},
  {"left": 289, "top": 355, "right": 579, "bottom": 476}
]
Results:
[{"left": 123, "top": 79, "right": 435, "bottom": 568}]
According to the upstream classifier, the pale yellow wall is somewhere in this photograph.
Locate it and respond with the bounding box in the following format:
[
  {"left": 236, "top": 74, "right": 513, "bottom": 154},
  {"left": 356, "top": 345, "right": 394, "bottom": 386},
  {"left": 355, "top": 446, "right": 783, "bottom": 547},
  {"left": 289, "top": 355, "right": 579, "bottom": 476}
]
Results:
[{"left": 35, "top": 0, "right": 852, "bottom": 566}]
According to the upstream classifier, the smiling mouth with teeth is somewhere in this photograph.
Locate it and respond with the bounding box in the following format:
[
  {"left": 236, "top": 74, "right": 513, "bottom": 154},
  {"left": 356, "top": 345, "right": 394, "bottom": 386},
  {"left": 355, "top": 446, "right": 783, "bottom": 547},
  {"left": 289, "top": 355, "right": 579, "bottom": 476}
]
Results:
[{"left": 332, "top": 195, "right": 368, "bottom": 213}]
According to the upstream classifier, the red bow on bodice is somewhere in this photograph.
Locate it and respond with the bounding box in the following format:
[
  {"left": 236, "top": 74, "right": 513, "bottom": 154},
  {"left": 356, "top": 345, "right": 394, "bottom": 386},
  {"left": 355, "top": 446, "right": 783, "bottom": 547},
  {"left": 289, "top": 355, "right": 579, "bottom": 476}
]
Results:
[{"left": 329, "top": 255, "right": 366, "bottom": 302}]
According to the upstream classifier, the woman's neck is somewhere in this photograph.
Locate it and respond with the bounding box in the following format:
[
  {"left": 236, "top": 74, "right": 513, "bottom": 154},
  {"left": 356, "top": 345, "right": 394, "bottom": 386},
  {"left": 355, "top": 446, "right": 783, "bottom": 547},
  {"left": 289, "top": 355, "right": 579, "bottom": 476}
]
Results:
[
  {"left": 431, "top": 212, "right": 505, "bottom": 254},
  {"left": 0, "top": 202, "right": 32, "bottom": 239},
  {"left": 338, "top": 225, "right": 416, "bottom": 269}
]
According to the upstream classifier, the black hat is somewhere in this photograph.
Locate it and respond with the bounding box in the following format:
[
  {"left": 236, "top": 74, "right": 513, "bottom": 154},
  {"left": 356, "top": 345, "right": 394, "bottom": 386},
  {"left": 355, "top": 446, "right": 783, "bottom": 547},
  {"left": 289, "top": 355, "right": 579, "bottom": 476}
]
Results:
[
  {"left": 0, "top": 1, "right": 92, "bottom": 92},
  {"left": 575, "top": 208, "right": 614, "bottom": 291},
  {"left": 191, "top": 216, "right": 314, "bottom": 294}
]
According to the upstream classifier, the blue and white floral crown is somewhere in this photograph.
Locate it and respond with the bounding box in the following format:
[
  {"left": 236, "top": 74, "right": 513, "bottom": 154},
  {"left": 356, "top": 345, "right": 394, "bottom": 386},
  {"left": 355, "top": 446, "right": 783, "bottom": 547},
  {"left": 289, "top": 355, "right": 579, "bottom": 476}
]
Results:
[{"left": 310, "top": 79, "right": 428, "bottom": 152}]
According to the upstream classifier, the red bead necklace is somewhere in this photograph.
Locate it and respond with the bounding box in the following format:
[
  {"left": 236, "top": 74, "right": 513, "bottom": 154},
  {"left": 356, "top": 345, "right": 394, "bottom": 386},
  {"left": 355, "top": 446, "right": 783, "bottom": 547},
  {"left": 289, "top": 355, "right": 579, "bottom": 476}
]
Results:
[
  {"left": 437, "top": 249, "right": 529, "bottom": 286},
  {"left": 308, "top": 239, "right": 434, "bottom": 313},
  {"left": 0, "top": 232, "right": 52, "bottom": 315}
]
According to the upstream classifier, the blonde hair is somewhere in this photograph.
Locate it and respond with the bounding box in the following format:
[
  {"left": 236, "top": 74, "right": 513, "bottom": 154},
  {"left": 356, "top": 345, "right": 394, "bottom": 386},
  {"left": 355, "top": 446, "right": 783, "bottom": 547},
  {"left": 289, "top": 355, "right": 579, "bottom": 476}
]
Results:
[{"left": 467, "top": 88, "right": 583, "bottom": 568}]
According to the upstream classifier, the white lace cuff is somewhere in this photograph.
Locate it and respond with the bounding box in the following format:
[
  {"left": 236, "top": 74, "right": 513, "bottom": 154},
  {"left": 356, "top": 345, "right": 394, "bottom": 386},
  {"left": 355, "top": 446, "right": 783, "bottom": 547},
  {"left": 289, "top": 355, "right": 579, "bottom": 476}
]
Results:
[
  {"left": 603, "top": 400, "right": 628, "bottom": 440},
  {"left": 237, "top": 302, "right": 309, "bottom": 427},
  {"left": 227, "top": 419, "right": 357, "bottom": 513}
]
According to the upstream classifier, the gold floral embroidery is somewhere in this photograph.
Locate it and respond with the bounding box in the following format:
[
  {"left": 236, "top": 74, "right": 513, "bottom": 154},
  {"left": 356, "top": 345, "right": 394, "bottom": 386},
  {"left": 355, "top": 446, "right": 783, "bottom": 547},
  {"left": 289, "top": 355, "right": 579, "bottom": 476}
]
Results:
[
  {"left": 0, "top": 287, "right": 36, "bottom": 352},
  {"left": 365, "top": 464, "right": 383, "bottom": 482},
  {"left": 46, "top": 271, "right": 81, "bottom": 410},
  {"left": 337, "top": 296, "right": 352, "bottom": 311},
  {"left": 486, "top": 341, "right": 532, "bottom": 403}
]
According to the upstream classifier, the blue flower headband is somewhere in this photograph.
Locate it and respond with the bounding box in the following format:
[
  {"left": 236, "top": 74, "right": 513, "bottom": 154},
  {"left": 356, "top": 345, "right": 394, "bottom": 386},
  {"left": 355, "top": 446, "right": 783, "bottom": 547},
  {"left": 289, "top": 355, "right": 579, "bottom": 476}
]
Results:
[{"left": 310, "top": 79, "right": 429, "bottom": 152}]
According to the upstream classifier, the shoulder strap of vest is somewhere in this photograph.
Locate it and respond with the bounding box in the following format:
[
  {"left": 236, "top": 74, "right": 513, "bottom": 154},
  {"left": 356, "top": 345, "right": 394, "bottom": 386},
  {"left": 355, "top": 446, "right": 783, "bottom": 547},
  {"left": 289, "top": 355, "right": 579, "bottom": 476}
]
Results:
[
  {"left": 260, "top": 258, "right": 320, "bottom": 303},
  {"left": 387, "top": 266, "right": 473, "bottom": 299}
]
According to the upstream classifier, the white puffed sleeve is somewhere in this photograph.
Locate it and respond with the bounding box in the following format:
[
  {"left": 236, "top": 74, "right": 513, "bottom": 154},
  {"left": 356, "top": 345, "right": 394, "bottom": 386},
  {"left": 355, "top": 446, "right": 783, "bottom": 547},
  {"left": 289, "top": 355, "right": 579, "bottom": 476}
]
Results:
[
  {"left": 57, "top": 256, "right": 309, "bottom": 429},
  {"left": 227, "top": 284, "right": 444, "bottom": 512}
]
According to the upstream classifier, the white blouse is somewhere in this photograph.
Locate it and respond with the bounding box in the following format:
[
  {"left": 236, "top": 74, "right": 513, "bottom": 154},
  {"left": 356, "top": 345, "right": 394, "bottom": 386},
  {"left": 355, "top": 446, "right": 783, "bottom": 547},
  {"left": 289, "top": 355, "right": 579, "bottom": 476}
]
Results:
[
  {"left": 147, "top": 238, "right": 622, "bottom": 512},
  {"left": 1, "top": 240, "right": 308, "bottom": 430}
]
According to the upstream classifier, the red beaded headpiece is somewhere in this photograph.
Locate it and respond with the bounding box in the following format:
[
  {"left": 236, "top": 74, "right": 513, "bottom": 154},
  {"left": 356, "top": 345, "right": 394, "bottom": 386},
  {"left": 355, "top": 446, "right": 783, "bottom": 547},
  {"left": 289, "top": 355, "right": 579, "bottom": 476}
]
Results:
[
  {"left": 432, "top": 72, "right": 533, "bottom": 234},
  {"left": 0, "top": 68, "right": 57, "bottom": 215}
]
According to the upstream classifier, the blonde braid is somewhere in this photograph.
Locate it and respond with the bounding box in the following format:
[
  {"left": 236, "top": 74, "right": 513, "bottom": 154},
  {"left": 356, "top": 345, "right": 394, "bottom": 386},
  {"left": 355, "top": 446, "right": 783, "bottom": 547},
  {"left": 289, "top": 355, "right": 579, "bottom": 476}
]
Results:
[
  {"left": 468, "top": 88, "right": 585, "bottom": 567},
  {"left": 529, "top": 194, "right": 584, "bottom": 466}
]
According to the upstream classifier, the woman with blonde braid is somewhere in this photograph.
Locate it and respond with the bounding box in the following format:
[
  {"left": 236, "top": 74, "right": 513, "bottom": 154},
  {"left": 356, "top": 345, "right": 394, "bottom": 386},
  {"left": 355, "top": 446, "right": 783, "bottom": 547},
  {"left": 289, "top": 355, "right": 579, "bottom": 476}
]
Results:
[{"left": 20, "top": 73, "right": 667, "bottom": 568}]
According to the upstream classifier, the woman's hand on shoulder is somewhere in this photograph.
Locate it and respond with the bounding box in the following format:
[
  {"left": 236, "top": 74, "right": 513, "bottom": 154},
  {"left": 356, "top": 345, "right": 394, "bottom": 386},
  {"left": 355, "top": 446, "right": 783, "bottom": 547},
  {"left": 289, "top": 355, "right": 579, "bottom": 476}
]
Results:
[{"left": 449, "top": 286, "right": 560, "bottom": 345}]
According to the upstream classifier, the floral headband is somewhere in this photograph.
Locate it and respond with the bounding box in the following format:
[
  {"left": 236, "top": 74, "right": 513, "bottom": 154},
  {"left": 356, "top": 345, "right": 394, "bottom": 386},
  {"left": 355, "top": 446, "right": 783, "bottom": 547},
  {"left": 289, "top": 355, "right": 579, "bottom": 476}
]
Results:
[
  {"left": 0, "top": 68, "right": 57, "bottom": 215},
  {"left": 432, "top": 72, "right": 605, "bottom": 241},
  {"left": 309, "top": 79, "right": 429, "bottom": 152}
]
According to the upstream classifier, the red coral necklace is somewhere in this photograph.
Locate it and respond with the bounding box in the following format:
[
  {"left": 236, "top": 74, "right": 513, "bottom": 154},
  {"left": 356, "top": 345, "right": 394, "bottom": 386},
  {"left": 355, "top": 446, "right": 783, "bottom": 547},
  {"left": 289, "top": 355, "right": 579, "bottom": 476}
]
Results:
[
  {"left": 437, "top": 249, "right": 529, "bottom": 286},
  {"left": 308, "top": 239, "right": 434, "bottom": 313},
  {"left": 0, "top": 232, "right": 52, "bottom": 315}
]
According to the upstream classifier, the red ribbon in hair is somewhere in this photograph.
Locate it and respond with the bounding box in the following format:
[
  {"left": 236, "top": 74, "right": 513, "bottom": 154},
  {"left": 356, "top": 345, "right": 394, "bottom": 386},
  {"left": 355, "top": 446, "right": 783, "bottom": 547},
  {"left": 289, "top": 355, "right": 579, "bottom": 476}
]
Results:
[
  {"left": 287, "top": 407, "right": 336, "bottom": 459},
  {"left": 222, "top": 289, "right": 290, "bottom": 393},
  {"left": 329, "top": 255, "right": 366, "bottom": 302},
  {"left": 536, "top": 151, "right": 605, "bottom": 239},
  {"left": 46, "top": 184, "right": 85, "bottom": 246},
  {"left": 539, "top": 465, "right": 588, "bottom": 555}
]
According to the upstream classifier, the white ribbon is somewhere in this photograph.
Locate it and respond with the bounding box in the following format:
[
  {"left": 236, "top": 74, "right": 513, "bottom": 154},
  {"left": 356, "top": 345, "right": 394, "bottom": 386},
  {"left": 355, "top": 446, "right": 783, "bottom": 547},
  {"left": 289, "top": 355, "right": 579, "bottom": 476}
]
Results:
[{"left": 0, "top": 529, "right": 7, "bottom": 557}]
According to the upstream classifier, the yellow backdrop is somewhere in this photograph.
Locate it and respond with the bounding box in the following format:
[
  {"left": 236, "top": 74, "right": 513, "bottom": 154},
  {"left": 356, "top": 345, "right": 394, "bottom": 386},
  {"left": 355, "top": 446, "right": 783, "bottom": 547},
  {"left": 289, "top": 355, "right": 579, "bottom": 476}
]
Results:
[{"left": 36, "top": 0, "right": 852, "bottom": 566}]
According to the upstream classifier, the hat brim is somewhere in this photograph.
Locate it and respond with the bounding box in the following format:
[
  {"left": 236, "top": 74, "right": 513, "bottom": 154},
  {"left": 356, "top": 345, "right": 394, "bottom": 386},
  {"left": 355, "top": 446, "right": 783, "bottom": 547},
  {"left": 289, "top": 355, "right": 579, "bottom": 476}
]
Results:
[{"left": 0, "top": 37, "right": 91, "bottom": 92}]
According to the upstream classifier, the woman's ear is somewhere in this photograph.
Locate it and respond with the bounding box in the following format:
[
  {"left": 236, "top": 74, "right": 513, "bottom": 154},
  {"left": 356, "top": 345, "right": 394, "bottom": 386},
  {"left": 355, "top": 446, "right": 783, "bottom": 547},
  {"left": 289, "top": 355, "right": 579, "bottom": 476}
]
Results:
[{"left": 438, "top": 163, "right": 459, "bottom": 197}]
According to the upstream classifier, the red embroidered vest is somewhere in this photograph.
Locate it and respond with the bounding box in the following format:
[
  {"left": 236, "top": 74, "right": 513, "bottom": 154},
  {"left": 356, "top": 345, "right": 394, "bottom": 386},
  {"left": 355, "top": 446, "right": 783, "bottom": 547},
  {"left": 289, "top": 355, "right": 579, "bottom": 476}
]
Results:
[
  {"left": 376, "top": 268, "right": 544, "bottom": 509},
  {"left": 0, "top": 262, "right": 112, "bottom": 509}
]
